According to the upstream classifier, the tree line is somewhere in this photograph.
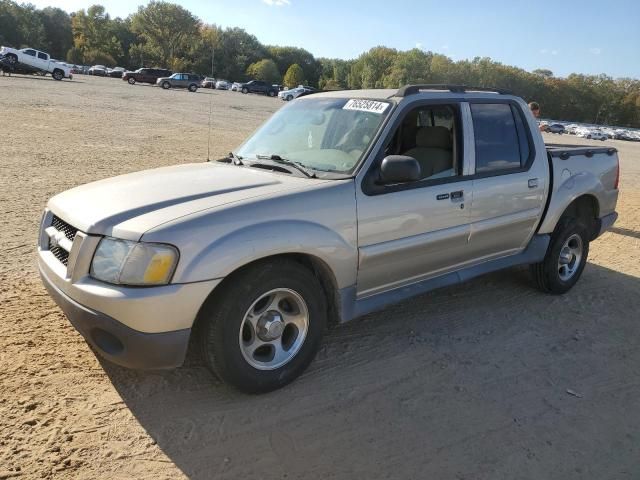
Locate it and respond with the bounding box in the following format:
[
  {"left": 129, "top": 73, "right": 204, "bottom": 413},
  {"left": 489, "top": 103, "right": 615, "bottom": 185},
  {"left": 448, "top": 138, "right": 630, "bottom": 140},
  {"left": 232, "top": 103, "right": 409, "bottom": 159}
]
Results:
[{"left": 1, "top": 0, "right": 638, "bottom": 127}]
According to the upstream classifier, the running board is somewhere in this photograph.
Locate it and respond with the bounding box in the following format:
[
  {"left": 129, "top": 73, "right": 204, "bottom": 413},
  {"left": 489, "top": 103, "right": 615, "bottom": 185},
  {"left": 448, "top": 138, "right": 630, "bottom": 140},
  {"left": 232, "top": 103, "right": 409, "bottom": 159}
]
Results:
[{"left": 339, "top": 234, "right": 550, "bottom": 322}]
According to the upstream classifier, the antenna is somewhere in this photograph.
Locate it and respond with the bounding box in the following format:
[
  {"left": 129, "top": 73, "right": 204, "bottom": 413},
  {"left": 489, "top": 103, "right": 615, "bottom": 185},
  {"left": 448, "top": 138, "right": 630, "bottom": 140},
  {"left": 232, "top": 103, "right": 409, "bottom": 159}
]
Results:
[{"left": 206, "top": 46, "right": 214, "bottom": 162}]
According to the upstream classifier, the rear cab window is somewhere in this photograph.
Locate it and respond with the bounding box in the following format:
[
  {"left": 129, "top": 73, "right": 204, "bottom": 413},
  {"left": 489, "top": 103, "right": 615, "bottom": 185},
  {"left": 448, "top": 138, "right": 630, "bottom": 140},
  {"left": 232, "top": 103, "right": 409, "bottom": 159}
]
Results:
[{"left": 470, "top": 103, "right": 530, "bottom": 173}]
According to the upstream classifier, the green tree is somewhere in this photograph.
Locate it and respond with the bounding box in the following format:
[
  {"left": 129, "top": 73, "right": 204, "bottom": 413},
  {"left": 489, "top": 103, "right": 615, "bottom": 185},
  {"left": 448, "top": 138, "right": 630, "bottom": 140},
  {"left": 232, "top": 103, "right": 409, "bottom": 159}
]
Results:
[
  {"left": 39, "top": 7, "right": 72, "bottom": 59},
  {"left": 532, "top": 68, "right": 554, "bottom": 78},
  {"left": 268, "top": 45, "right": 321, "bottom": 87},
  {"left": 130, "top": 1, "right": 200, "bottom": 70},
  {"left": 214, "top": 27, "right": 266, "bottom": 80},
  {"left": 283, "top": 63, "right": 305, "bottom": 87},
  {"left": 71, "top": 5, "right": 122, "bottom": 65},
  {"left": 0, "top": 1, "right": 45, "bottom": 48},
  {"left": 246, "top": 58, "right": 281, "bottom": 84}
]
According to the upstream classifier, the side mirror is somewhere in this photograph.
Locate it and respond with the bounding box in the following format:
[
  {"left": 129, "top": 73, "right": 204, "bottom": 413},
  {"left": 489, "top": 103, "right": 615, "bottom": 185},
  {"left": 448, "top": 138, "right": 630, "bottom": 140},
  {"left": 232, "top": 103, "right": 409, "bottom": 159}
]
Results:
[{"left": 379, "top": 155, "right": 421, "bottom": 184}]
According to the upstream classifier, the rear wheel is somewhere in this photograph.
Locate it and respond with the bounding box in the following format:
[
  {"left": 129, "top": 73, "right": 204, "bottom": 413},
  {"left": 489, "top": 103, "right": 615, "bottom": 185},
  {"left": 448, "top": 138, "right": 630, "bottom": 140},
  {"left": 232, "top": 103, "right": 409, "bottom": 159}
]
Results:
[
  {"left": 530, "top": 218, "right": 590, "bottom": 294},
  {"left": 188, "top": 84, "right": 197, "bottom": 92},
  {"left": 128, "top": 77, "right": 136, "bottom": 85},
  {"left": 286, "top": 95, "right": 293, "bottom": 101},
  {"left": 198, "top": 259, "right": 327, "bottom": 393},
  {"left": 162, "top": 81, "right": 171, "bottom": 90},
  {"left": 242, "top": 87, "right": 249, "bottom": 94},
  {"left": 52, "top": 69, "right": 63, "bottom": 81}
]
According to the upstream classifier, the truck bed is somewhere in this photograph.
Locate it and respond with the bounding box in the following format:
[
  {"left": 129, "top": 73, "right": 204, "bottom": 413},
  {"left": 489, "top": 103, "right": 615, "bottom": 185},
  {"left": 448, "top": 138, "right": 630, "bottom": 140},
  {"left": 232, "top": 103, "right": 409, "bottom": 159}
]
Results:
[{"left": 537, "top": 143, "right": 619, "bottom": 236}]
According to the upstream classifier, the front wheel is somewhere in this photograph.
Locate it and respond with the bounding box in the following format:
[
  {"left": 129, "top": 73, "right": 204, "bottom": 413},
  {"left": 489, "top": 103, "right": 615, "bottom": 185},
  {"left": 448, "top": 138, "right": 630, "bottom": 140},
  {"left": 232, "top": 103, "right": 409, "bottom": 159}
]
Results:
[
  {"left": 162, "top": 81, "right": 170, "bottom": 90},
  {"left": 198, "top": 259, "right": 327, "bottom": 393},
  {"left": 286, "top": 95, "right": 293, "bottom": 101},
  {"left": 188, "top": 84, "right": 197, "bottom": 92},
  {"left": 530, "top": 218, "right": 590, "bottom": 294},
  {"left": 128, "top": 77, "right": 136, "bottom": 85},
  {"left": 242, "top": 87, "right": 249, "bottom": 94},
  {"left": 52, "top": 69, "right": 63, "bottom": 81}
]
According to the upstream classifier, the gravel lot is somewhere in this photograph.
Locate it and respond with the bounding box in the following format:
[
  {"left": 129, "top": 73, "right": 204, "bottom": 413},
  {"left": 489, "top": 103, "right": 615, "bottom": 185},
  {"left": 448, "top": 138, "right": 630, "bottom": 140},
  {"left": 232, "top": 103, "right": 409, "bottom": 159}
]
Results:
[{"left": 1, "top": 74, "right": 639, "bottom": 480}]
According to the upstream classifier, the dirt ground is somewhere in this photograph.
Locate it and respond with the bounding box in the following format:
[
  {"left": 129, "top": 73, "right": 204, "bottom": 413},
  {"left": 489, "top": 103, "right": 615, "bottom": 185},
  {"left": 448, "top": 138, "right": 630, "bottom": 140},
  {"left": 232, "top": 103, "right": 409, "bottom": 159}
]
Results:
[{"left": 1, "top": 74, "right": 639, "bottom": 480}]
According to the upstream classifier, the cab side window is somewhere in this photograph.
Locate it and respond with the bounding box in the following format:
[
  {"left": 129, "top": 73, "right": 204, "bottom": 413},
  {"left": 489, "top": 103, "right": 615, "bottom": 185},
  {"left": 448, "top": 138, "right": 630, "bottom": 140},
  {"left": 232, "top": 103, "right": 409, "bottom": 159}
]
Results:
[
  {"left": 37, "top": 52, "right": 47, "bottom": 60},
  {"left": 470, "top": 103, "right": 529, "bottom": 173},
  {"left": 387, "top": 104, "right": 460, "bottom": 181},
  {"left": 24, "top": 49, "right": 36, "bottom": 56}
]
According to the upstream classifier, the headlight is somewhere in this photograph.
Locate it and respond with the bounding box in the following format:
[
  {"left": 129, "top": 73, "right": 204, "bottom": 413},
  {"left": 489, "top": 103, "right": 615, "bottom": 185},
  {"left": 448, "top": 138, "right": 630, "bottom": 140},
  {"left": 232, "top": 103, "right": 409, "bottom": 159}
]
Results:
[{"left": 90, "top": 237, "right": 179, "bottom": 286}]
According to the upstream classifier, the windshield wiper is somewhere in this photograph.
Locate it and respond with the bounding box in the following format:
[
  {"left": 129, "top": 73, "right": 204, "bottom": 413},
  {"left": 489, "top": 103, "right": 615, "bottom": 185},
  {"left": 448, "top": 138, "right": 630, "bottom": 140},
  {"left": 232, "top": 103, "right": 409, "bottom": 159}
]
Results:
[{"left": 254, "top": 154, "right": 316, "bottom": 178}]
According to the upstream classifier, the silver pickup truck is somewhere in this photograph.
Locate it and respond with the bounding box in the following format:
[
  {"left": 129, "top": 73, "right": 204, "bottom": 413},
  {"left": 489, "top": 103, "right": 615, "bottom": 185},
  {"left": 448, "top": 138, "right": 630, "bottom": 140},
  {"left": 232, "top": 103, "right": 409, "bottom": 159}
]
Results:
[{"left": 38, "top": 85, "right": 619, "bottom": 393}]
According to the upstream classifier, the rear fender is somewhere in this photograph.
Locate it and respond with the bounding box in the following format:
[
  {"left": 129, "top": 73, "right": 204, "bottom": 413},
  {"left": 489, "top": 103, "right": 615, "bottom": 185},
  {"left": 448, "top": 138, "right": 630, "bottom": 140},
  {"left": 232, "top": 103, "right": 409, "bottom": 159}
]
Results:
[{"left": 537, "top": 171, "right": 606, "bottom": 234}]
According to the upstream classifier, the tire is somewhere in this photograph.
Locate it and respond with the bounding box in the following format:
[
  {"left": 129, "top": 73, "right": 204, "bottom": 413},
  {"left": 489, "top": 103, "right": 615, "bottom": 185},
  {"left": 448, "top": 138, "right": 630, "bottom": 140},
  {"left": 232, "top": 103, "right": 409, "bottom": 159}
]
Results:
[
  {"left": 587, "top": 135, "right": 591, "bottom": 139},
  {"left": 188, "top": 84, "right": 197, "bottom": 92},
  {"left": 128, "top": 77, "right": 136, "bottom": 85},
  {"left": 530, "top": 218, "right": 590, "bottom": 294},
  {"left": 162, "top": 81, "right": 170, "bottom": 90},
  {"left": 286, "top": 95, "right": 293, "bottom": 101},
  {"left": 242, "top": 87, "right": 249, "bottom": 94},
  {"left": 52, "top": 69, "right": 63, "bottom": 81},
  {"left": 6, "top": 54, "right": 17, "bottom": 65},
  {"left": 268, "top": 90, "right": 276, "bottom": 97},
  {"left": 198, "top": 259, "right": 327, "bottom": 393}
]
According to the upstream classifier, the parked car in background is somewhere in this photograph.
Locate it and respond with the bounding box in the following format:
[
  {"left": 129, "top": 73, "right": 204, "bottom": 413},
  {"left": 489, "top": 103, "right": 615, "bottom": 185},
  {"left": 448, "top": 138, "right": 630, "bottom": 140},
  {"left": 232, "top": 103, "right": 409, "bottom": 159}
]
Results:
[
  {"left": 109, "top": 67, "right": 125, "bottom": 78},
  {"left": 201, "top": 77, "right": 216, "bottom": 88},
  {"left": 88, "top": 65, "right": 107, "bottom": 76},
  {"left": 156, "top": 73, "right": 200, "bottom": 92},
  {"left": 578, "top": 130, "right": 607, "bottom": 141},
  {"left": 231, "top": 82, "right": 242, "bottom": 91},
  {"left": 240, "top": 80, "right": 278, "bottom": 97},
  {"left": 279, "top": 86, "right": 316, "bottom": 101},
  {"left": 547, "top": 123, "right": 566, "bottom": 134},
  {"left": 0, "top": 46, "right": 72, "bottom": 80},
  {"left": 215, "top": 80, "right": 230, "bottom": 90},
  {"left": 614, "top": 130, "right": 634, "bottom": 141},
  {"left": 123, "top": 68, "right": 173, "bottom": 85}
]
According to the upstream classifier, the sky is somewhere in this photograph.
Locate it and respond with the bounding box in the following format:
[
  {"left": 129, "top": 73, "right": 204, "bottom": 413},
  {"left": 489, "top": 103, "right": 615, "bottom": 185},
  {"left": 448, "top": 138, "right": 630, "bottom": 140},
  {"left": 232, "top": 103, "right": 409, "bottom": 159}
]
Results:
[{"left": 27, "top": 0, "right": 640, "bottom": 78}]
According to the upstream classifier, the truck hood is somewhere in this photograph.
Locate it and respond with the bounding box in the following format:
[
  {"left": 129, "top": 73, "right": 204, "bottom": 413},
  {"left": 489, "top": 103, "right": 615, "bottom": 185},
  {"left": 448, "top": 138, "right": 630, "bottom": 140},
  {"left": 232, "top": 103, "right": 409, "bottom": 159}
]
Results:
[{"left": 48, "top": 163, "right": 325, "bottom": 240}]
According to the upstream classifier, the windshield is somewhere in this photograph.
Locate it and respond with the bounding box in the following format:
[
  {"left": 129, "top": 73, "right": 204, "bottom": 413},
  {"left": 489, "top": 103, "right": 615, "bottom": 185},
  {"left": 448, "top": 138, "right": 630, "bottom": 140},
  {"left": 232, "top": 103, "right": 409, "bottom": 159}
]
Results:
[{"left": 236, "top": 97, "right": 391, "bottom": 173}]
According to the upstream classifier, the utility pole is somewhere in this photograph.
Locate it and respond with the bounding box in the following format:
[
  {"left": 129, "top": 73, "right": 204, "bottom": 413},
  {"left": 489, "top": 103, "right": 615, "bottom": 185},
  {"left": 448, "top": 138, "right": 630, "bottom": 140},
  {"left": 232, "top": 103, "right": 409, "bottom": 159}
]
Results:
[{"left": 211, "top": 42, "right": 216, "bottom": 78}]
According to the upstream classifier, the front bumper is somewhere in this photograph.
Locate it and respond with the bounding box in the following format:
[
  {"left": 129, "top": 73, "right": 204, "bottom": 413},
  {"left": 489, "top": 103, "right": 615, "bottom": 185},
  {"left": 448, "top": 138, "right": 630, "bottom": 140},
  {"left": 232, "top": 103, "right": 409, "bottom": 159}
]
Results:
[{"left": 40, "top": 264, "right": 191, "bottom": 369}]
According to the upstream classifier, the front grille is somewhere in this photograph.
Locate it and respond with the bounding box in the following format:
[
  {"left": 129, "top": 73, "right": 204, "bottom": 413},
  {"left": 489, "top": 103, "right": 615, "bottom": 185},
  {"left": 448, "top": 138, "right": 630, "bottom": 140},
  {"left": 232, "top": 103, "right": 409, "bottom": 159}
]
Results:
[
  {"left": 50, "top": 246, "right": 69, "bottom": 266},
  {"left": 48, "top": 215, "right": 78, "bottom": 266},
  {"left": 51, "top": 215, "right": 78, "bottom": 242}
]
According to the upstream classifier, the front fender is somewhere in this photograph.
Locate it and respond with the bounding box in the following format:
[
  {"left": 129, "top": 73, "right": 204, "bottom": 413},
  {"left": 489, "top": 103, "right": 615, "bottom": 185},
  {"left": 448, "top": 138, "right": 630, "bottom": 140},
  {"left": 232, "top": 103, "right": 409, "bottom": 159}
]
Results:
[{"left": 173, "top": 220, "right": 357, "bottom": 289}]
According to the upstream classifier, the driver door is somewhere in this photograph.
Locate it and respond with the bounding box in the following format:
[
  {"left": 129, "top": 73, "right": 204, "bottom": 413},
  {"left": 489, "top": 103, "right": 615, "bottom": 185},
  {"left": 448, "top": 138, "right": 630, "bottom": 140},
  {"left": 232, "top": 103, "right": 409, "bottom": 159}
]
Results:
[{"left": 355, "top": 102, "right": 475, "bottom": 298}]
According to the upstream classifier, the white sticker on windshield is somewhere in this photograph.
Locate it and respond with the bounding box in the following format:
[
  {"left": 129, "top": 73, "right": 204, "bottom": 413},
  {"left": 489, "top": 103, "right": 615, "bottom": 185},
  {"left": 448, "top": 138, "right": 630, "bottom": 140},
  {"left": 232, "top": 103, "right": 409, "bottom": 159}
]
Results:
[{"left": 343, "top": 99, "right": 389, "bottom": 114}]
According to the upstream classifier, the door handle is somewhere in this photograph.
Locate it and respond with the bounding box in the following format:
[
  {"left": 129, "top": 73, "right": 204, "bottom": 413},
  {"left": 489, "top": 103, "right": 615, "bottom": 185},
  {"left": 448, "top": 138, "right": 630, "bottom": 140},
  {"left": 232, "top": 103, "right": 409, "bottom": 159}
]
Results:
[
  {"left": 450, "top": 190, "right": 464, "bottom": 200},
  {"left": 528, "top": 178, "right": 539, "bottom": 188}
]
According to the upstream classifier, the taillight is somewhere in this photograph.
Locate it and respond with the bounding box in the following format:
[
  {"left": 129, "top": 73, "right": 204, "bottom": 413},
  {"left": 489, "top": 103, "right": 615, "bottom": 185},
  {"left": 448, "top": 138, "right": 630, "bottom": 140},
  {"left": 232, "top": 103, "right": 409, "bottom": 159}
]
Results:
[{"left": 614, "top": 160, "right": 619, "bottom": 189}]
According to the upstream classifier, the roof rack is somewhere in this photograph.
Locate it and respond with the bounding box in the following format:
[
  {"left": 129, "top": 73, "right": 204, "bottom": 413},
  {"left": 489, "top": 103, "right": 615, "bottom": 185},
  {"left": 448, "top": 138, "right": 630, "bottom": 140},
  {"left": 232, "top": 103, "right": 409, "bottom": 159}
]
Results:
[{"left": 395, "top": 84, "right": 511, "bottom": 97}]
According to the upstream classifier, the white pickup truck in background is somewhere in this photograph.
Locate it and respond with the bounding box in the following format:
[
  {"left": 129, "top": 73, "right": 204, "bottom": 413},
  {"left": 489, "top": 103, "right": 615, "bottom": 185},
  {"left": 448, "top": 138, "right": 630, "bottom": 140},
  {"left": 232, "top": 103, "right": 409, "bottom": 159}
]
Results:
[{"left": 0, "top": 46, "right": 72, "bottom": 80}]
